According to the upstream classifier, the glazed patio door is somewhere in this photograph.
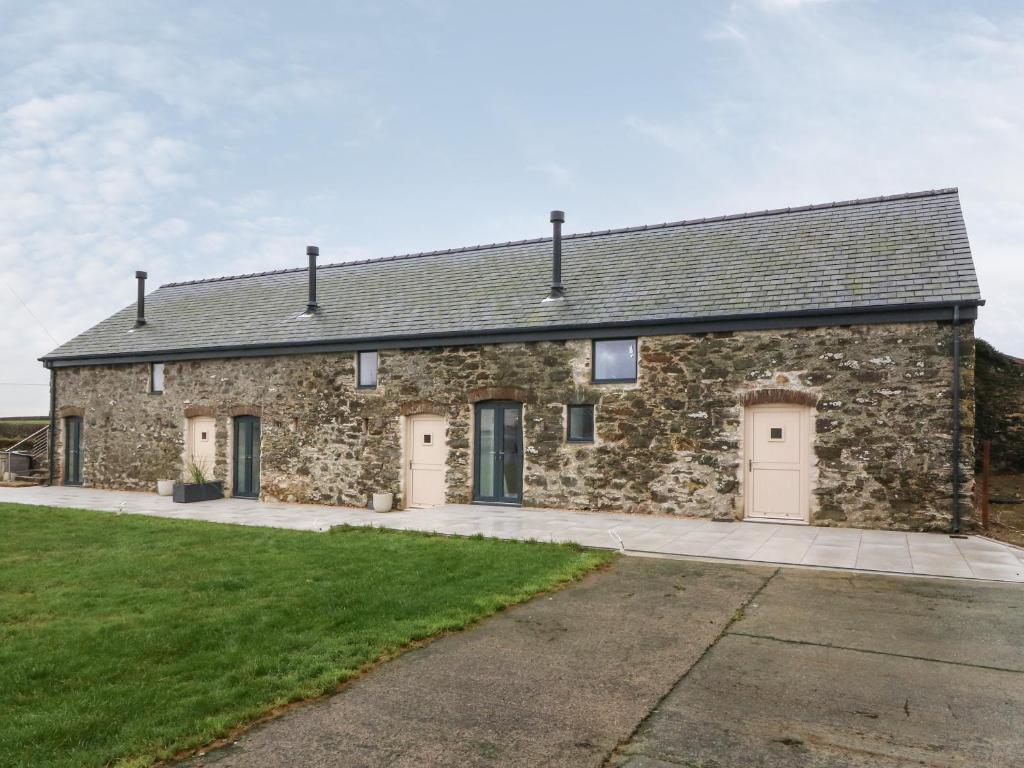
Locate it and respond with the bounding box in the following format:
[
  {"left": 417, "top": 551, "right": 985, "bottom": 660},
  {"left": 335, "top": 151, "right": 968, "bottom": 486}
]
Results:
[
  {"left": 64, "top": 416, "right": 82, "bottom": 486},
  {"left": 232, "top": 416, "right": 261, "bottom": 499},
  {"left": 473, "top": 402, "right": 523, "bottom": 504}
]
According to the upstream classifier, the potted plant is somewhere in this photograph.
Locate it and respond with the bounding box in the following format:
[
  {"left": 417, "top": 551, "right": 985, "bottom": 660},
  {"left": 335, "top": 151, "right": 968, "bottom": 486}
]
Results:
[
  {"left": 372, "top": 490, "right": 394, "bottom": 513},
  {"left": 172, "top": 458, "right": 224, "bottom": 503},
  {"left": 156, "top": 479, "right": 175, "bottom": 496}
]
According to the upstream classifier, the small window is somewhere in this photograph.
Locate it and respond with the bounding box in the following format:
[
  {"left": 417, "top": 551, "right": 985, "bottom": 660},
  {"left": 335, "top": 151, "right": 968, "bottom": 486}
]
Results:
[
  {"left": 357, "top": 351, "right": 378, "bottom": 389},
  {"left": 593, "top": 339, "right": 637, "bottom": 383},
  {"left": 567, "top": 404, "right": 595, "bottom": 443},
  {"left": 150, "top": 363, "right": 164, "bottom": 394},
  {"left": 201, "top": 431, "right": 208, "bottom": 441},
  {"left": 423, "top": 433, "right": 432, "bottom": 445},
  {"left": 769, "top": 427, "right": 784, "bottom": 441}
]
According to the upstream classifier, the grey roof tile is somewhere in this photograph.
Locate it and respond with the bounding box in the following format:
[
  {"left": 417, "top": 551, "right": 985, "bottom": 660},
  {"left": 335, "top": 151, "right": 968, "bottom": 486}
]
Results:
[{"left": 43, "top": 188, "right": 981, "bottom": 361}]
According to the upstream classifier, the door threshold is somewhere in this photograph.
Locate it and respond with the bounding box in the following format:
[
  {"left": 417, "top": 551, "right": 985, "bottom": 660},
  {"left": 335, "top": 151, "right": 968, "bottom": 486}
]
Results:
[
  {"left": 471, "top": 501, "right": 523, "bottom": 508},
  {"left": 744, "top": 517, "right": 809, "bottom": 526}
]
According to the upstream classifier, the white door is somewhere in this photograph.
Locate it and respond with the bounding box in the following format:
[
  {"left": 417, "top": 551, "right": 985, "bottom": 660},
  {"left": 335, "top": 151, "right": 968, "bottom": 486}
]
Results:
[
  {"left": 407, "top": 414, "right": 447, "bottom": 508},
  {"left": 187, "top": 416, "right": 216, "bottom": 479},
  {"left": 745, "top": 405, "right": 809, "bottom": 522}
]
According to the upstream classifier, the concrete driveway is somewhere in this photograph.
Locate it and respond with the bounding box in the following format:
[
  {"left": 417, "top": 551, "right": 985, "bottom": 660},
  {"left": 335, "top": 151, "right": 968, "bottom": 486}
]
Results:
[{"left": 180, "top": 559, "right": 1024, "bottom": 768}]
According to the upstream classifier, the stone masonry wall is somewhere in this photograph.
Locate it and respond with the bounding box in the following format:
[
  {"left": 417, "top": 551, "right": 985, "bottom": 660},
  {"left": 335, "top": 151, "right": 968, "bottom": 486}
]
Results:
[
  {"left": 52, "top": 320, "right": 975, "bottom": 531},
  {"left": 975, "top": 339, "right": 1024, "bottom": 474}
]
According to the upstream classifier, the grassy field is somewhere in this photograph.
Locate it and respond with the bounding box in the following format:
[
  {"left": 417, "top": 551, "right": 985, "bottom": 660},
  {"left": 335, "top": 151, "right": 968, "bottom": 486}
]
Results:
[{"left": 0, "top": 503, "right": 612, "bottom": 768}]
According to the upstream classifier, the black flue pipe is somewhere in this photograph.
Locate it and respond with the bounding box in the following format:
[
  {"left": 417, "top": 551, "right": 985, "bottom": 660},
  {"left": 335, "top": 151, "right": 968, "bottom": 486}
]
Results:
[
  {"left": 306, "top": 245, "right": 319, "bottom": 313},
  {"left": 548, "top": 210, "right": 565, "bottom": 300},
  {"left": 134, "top": 271, "right": 147, "bottom": 327}
]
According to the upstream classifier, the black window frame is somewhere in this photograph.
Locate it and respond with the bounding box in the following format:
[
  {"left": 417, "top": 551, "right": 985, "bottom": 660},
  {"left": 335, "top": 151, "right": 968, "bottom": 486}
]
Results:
[
  {"left": 566, "top": 404, "right": 595, "bottom": 443},
  {"left": 591, "top": 338, "right": 638, "bottom": 384},
  {"left": 150, "top": 362, "right": 165, "bottom": 394},
  {"left": 356, "top": 350, "right": 378, "bottom": 389}
]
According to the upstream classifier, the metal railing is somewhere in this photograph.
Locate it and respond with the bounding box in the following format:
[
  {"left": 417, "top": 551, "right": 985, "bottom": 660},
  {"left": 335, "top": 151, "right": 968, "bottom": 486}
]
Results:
[{"left": 3, "top": 425, "right": 49, "bottom": 479}]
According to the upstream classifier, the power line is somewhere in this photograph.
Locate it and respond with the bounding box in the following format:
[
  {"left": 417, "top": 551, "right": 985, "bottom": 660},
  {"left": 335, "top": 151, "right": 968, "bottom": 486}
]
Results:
[{"left": 1, "top": 279, "right": 60, "bottom": 345}]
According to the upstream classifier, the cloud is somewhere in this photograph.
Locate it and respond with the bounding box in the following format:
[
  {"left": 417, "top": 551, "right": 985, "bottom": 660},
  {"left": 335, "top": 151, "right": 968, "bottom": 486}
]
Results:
[
  {"left": 0, "top": 2, "right": 353, "bottom": 415},
  {"left": 527, "top": 162, "right": 573, "bottom": 187},
  {"left": 704, "top": 23, "right": 748, "bottom": 43},
  {"left": 626, "top": 6, "right": 1024, "bottom": 355},
  {"left": 750, "top": 0, "right": 838, "bottom": 11}
]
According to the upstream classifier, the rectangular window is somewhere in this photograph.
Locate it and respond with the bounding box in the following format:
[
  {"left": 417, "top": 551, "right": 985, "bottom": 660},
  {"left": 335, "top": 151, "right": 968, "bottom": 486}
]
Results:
[
  {"left": 357, "top": 351, "right": 378, "bottom": 389},
  {"left": 592, "top": 339, "right": 637, "bottom": 383},
  {"left": 150, "top": 363, "right": 164, "bottom": 394},
  {"left": 567, "top": 404, "right": 595, "bottom": 443}
]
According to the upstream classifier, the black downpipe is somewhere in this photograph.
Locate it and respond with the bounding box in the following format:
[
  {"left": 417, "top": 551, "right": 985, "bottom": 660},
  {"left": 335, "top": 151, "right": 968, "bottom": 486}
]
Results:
[
  {"left": 47, "top": 367, "right": 56, "bottom": 486},
  {"left": 951, "top": 304, "right": 961, "bottom": 534},
  {"left": 306, "top": 245, "right": 319, "bottom": 313}
]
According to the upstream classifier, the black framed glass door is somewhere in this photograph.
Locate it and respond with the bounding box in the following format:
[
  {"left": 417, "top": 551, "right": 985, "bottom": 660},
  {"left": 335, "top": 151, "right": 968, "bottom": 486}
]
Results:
[
  {"left": 64, "top": 416, "right": 82, "bottom": 486},
  {"left": 473, "top": 401, "right": 523, "bottom": 504},
  {"left": 232, "top": 416, "right": 261, "bottom": 498}
]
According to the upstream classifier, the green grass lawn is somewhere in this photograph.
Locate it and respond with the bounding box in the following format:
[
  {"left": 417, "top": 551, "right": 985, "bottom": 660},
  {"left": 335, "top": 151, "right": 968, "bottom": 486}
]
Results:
[{"left": 0, "top": 503, "right": 612, "bottom": 768}]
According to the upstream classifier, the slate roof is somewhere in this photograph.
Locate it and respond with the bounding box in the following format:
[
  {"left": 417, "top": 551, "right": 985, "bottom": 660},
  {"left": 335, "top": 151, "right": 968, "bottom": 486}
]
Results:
[{"left": 42, "top": 188, "right": 981, "bottom": 363}]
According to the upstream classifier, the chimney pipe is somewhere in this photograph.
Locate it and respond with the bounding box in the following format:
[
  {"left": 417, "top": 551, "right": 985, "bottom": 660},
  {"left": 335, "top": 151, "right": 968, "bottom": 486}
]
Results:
[
  {"left": 134, "top": 271, "right": 147, "bottom": 327},
  {"left": 306, "top": 245, "right": 319, "bottom": 313},
  {"left": 548, "top": 210, "right": 565, "bottom": 300}
]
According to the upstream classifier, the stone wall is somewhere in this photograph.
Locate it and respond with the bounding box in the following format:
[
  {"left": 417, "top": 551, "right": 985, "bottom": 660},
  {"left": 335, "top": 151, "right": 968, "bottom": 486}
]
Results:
[
  {"left": 975, "top": 339, "right": 1024, "bottom": 473},
  {"left": 52, "top": 320, "right": 975, "bottom": 531}
]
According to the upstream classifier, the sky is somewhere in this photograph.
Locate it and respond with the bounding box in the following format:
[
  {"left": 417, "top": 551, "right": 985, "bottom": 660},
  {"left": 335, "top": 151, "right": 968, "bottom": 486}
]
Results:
[{"left": 1, "top": 0, "right": 1022, "bottom": 416}]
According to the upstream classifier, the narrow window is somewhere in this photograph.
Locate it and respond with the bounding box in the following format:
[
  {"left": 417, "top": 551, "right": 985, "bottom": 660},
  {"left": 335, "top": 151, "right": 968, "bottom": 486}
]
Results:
[
  {"left": 769, "top": 427, "right": 784, "bottom": 441},
  {"left": 592, "top": 339, "right": 637, "bottom": 383},
  {"left": 567, "top": 404, "right": 595, "bottom": 443},
  {"left": 150, "top": 363, "right": 165, "bottom": 394},
  {"left": 357, "top": 351, "right": 378, "bottom": 389}
]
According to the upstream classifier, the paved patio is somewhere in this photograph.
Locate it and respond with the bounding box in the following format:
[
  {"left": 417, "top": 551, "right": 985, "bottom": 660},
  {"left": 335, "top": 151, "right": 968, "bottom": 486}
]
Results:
[{"left": 2, "top": 485, "right": 1022, "bottom": 583}]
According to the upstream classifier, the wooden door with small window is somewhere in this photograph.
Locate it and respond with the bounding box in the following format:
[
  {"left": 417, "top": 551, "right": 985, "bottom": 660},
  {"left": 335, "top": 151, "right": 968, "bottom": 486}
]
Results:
[
  {"left": 187, "top": 416, "right": 216, "bottom": 480},
  {"left": 406, "top": 414, "right": 446, "bottom": 508},
  {"left": 744, "top": 405, "right": 809, "bottom": 522}
]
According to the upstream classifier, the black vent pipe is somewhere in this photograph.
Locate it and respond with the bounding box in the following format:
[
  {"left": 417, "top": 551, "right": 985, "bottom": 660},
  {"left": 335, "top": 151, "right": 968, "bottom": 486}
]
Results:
[
  {"left": 548, "top": 210, "right": 565, "bottom": 300},
  {"left": 134, "top": 271, "right": 147, "bottom": 327},
  {"left": 306, "top": 245, "right": 319, "bottom": 313}
]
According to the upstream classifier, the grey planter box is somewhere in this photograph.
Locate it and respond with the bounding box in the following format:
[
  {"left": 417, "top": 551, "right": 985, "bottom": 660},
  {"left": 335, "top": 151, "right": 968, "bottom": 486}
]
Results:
[{"left": 172, "top": 481, "right": 224, "bottom": 503}]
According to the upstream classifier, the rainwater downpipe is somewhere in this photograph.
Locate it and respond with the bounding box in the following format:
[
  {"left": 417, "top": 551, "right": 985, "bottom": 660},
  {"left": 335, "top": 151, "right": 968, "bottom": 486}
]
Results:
[
  {"left": 951, "top": 304, "right": 961, "bottom": 535},
  {"left": 47, "top": 366, "right": 56, "bottom": 486}
]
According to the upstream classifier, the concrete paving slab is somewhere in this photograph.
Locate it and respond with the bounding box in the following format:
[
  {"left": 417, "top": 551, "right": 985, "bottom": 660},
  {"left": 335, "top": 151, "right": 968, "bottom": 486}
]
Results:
[
  {"left": 3, "top": 486, "right": 1023, "bottom": 582},
  {"left": 800, "top": 541, "right": 860, "bottom": 568}
]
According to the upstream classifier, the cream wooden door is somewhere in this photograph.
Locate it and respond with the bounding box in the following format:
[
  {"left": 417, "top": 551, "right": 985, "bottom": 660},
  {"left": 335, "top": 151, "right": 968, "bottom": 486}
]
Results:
[
  {"left": 407, "top": 414, "right": 447, "bottom": 508},
  {"left": 187, "top": 416, "right": 216, "bottom": 479},
  {"left": 745, "top": 405, "right": 809, "bottom": 522}
]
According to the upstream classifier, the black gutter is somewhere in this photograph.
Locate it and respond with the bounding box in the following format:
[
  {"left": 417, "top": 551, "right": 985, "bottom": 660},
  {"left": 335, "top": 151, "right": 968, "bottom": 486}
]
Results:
[
  {"left": 951, "top": 304, "right": 962, "bottom": 534},
  {"left": 47, "top": 367, "right": 56, "bottom": 486},
  {"left": 39, "top": 300, "right": 983, "bottom": 369}
]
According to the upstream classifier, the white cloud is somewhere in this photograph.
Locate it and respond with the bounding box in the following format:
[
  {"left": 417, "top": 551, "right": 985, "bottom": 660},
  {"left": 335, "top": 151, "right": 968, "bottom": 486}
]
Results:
[
  {"left": 627, "top": 7, "right": 1024, "bottom": 357},
  {"left": 527, "top": 162, "right": 573, "bottom": 187},
  {"left": 0, "top": 2, "right": 351, "bottom": 415}
]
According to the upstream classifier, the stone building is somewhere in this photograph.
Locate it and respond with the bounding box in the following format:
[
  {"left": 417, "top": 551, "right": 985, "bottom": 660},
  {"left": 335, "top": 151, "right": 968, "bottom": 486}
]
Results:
[{"left": 42, "top": 189, "right": 982, "bottom": 531}]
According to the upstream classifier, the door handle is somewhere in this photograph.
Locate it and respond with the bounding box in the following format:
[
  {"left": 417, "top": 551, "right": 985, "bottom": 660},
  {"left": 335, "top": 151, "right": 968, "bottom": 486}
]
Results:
[{"left": 748, "top": 459, "right": 753, "bottom": 472}]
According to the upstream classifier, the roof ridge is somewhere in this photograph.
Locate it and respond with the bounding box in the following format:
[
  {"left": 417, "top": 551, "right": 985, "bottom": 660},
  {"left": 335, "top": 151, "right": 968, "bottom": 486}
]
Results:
[{"left": 160, "top": 187, "right": 960, "bottom": 288}]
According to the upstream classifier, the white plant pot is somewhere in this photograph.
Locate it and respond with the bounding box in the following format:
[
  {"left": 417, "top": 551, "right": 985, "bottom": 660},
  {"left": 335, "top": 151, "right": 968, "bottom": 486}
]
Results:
[
  {"left": 156, "top": 479, "right": 176, "bottom": 496},
  {"left": 372, "top": 492, "right": 394, "bottom": 513}
]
